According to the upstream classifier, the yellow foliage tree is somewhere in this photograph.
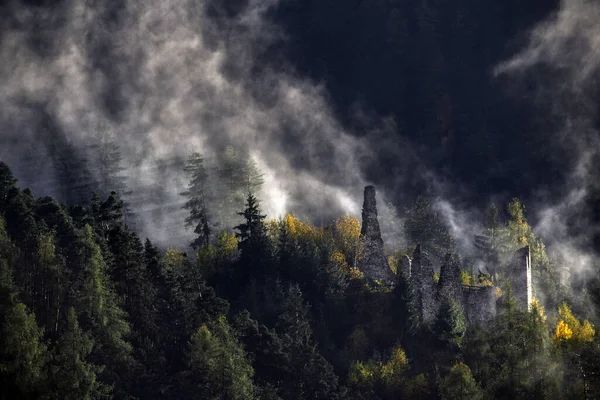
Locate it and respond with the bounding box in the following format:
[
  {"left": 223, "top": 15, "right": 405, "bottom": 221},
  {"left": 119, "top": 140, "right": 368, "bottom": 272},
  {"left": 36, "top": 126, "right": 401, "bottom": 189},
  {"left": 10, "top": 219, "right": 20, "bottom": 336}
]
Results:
[
  {"left": 281, "top": 212, "right": 322, "bottom": 242},
  {"left": 553, "top": 303, "right": 594, "bottom": 346},
  {"left": 333, "top": 215, "right": 364, "bottom": 269},
  {"left": 531, "top": 297, "right": 546, "bottom": 323},
  {"left": 554, "top": 321, "right": 573, "bottom": 342},
  {"left": 381, "top": 346, "right": 409, "bottom": 385},
  {"left": 348, "top": 345, "right": 429, "bottom": 398}
]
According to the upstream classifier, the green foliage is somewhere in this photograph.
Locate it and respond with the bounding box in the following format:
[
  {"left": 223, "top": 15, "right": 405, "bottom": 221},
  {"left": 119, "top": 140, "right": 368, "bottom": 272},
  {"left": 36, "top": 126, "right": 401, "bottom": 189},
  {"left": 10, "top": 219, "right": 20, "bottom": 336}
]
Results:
[
  {"left": 235, "top": 192, "right": 267, "bottom": 243},
  {"left": 46, "top": 307, "right": 109, "bottom": 400},
  {"left": 0, "top": 160, "right": 598, "bottom": 400},
  {"left": 181, "top": 151, "right": 212, "bottom": 249},
  {"left": 348, "top": 345, "right": 430, "bottom": 399},
  {"left": 464, "top": 288, "right": 561, "bottom": 399},
  {"left": 188, "top": 316, "right": 257, "bottom": 400},
  {"left": 432, "top": 296, "right": 466, "bottom": 347},
  {"left": 438, "top": 362, "right": 484, "bottom": 400},
  {"left": 0, "top": 302, "right": 48, "bottom": 397}
]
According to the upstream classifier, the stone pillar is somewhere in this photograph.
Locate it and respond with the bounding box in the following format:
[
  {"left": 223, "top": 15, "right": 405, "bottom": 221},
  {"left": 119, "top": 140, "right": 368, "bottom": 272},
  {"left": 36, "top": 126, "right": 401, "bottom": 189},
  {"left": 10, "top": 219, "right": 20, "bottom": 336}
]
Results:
[
  {"left": 513, "top": 246, "right": 533, "bottom": 311},
  {"left": 438, "top": 253, "right": 462, "bottom": 302},
  {"left": 358, "top": 186, "right": 395, "bottom": 285},
  {"left": 463, "top": 286, "right": 496, "bottom": 327},
  {"left": 412, "top": 245, "right": 437, "bottom": 326},
  {"left": 401, "top": 255, "right": 411, "bottom": 279}
]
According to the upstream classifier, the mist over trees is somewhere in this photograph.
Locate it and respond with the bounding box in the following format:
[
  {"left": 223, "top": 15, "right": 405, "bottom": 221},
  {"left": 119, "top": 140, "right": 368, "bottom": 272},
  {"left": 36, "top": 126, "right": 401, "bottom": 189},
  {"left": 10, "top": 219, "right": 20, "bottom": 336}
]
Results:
[
  {"left": 1, "top": 158, "right": 600, "bottom": 399},
  {"left": 1, "top": 0, "right": 600, "bottom": 398}
]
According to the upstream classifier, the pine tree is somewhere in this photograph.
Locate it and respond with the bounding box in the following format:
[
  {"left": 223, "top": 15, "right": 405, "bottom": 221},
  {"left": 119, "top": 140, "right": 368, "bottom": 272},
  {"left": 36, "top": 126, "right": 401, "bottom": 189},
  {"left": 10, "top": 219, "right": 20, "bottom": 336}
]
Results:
[
  {"left": 44, "top": 127, "right": 92, "bottom": 205},
  {"left": 181, "top": 151, "right": 212, "bottom": 249},
  {"left": 187, "top": 316, "right": 257, "bottom": 399},
  {"left": 275, "top": 283, "right": 312, "bottom": 345},
  {"left": 213, "top": 146, "right": 264, "bottom": 230},
  {"left": 72, "top": 224, "right": 134, "bottom": 394},
  {"left": 89, "top": 125, "right": 133, "bottom": 224},
  {"left": 46, "top": 307, "right": 109, "bottom": 400},
  {"left": 89, "top": 125, "right": 127, "bottom": 199},
  {"left": 234, "top": 192, "right": 267, "bottom": 243},
  {"left": 0, "top": 302, "right": 48, "bottom": 398},
  {"left": 0, "top": 161, "right": 17, "bottom": 209},
  {"left": 432, "top": 296, "right": 466, "bottom": 348}
]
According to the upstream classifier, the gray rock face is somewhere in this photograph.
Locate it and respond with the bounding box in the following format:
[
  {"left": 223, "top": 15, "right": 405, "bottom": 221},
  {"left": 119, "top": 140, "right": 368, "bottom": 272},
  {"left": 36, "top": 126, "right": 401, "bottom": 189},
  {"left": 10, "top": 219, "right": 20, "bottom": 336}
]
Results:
[
  {"left": 512, "top": 246, "right": 533, "bottom": 311},
  {"left": 358, "top": 186, "right": 396, "bottom": 285},
  {"left": 355, "top": 185, "right": 529, "bottom": 330},
  {"left": 412, "top": 245, "right": 437, "bottom": 326},
  {"left": 438, "top": 253, "right": 462, "bottom": 302},
  {"left": 401, "top": 255, "right": 411, "bottom": 279},
  {"left": 463, "top": 286, "right": 496, "bottom": 327}
]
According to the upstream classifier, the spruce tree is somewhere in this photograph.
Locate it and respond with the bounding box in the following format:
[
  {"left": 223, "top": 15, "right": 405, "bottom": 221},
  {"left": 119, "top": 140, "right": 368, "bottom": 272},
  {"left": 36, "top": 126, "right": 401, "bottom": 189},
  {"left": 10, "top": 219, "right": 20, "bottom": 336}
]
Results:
[
  {"left": 181, "top": 151, "right": 212, "bottom": 249},
  {"left": 234, "top": 192, "right": 267, "bottom": 243}
]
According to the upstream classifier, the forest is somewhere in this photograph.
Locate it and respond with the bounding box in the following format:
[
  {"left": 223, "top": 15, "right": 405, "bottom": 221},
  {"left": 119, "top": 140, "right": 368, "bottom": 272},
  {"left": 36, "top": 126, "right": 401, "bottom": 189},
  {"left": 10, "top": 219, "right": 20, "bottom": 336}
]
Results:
[
  {"left": 1, "top": 141, "right": 600, "bottom": 400},
  {"left": 1, "top": 0, "right": 600, "bottom": 399}
]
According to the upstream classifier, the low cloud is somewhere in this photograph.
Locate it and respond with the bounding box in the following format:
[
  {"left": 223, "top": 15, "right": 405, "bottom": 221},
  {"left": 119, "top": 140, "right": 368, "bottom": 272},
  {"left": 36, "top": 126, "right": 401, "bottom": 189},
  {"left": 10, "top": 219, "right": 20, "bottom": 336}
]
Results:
[
  {"left": 495, "top": 0, "right": 600, "bottom": 282},
  {"left": 0, "top": 0, "right": 410, "bottom": 247}
]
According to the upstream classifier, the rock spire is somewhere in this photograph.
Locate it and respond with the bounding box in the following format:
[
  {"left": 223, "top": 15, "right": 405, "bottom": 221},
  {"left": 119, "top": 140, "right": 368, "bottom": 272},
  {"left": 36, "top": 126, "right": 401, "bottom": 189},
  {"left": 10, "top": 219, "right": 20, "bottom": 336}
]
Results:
[{"left": 358, "top": 186, "right": 396, "bottom": 285}]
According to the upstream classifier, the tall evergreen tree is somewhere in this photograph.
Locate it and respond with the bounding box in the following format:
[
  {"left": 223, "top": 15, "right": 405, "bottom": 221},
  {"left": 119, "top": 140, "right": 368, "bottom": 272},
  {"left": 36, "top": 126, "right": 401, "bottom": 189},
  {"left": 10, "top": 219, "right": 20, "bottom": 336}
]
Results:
[
  {"left": 72, "top": 225, "right": 134, "bottom": 395},
  {"left": 234, "top": 192, "right": 267, "bottom": 243},
  {"left": 186, "top": 316, "right": 257, "bottom": 400},
  {"left": 43, "top": 127, "right": 92, "bottom": 206},
  {"left": 89, "top": 125, "right": 133, "bottom": 224},
  {"left": 0, "top": 302, "right": 48, "bottom": 398},
  {"left": 0, "top": 161, "right": 17, "bottom": 209},
  {"left": 89, "top": 125, "right": 127, "bottom": 199},
  {"left": 46, "top": 307, "right": 109, "bottom": 400},
  {"left": 213, "top": 146, "right": 264, "bottom": 230},
  {"left": 181, "top": 151, "right": 212, "bottom": 250}
]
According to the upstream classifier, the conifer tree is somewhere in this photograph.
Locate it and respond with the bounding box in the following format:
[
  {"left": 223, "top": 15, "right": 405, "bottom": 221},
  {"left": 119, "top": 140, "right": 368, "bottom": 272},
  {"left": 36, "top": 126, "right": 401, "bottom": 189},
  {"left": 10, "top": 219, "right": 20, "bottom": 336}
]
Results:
[
  {"left": 46, "top": 307, "right": 108, "bottom": 400},
  {"left": 0, "top": 302, "right": 48, "bottom": 398},
  {"left": 181, "top": 151, "right": 212, "bottom": 249},
  {"left": 235, "top": 192, "right": 267, "bottom": 243},
  {"left": 432, "top": 296, "right": 466, "bottom": 348},
  {"left": 438, "top": 362, "right": 484, "bottom": 400},
  {"left": 89, "top": 125, "right": 133, "bottom": 224},
  {"left": 187, "top": 316, "right": 257, "bottom": 399},
  {"left": 0, "top": 161, "right": 17, "bottom": 209},
  {"left": 213, "top": 146, "right": 264, "bottom": 230},
  {"left": 89, "top": 125, "right": 127, "bottom": 199},
  {"left": 72, "top": 224, "right": 133, "bottom": 394}
]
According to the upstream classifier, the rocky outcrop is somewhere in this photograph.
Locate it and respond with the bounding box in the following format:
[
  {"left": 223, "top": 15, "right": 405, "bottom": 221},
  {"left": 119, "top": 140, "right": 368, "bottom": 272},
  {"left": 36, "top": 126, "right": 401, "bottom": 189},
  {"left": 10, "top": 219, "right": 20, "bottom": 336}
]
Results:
[
  {"left": 355, "top": 185, "right": 531, "bottom": 329},
  {"left": 512, "top": 245, "right": 533, "bottom": 311},
  {"left": 463, "top": 286, "right": 496, "bottom": 327},
  {"left": 412, "top": 245, "right": 437, "bottom": 326},
  {"left": 401, "top": 255, "right": 411, "bottom": 279},
  {"left": 358, "top": 186, "right": 396, "bottom": 285},
  {"left": 438, "top": 253, "right": 462, "bottom": 302}
]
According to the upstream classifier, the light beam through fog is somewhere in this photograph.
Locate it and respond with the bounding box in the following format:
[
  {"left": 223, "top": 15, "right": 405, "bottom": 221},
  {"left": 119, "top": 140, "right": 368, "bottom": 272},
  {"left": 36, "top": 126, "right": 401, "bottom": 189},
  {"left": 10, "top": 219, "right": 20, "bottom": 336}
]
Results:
[{"left": 0, "top": 0, "right": 403, "bottom": 248}]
